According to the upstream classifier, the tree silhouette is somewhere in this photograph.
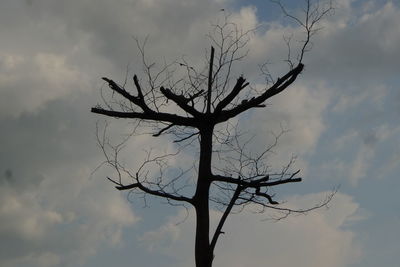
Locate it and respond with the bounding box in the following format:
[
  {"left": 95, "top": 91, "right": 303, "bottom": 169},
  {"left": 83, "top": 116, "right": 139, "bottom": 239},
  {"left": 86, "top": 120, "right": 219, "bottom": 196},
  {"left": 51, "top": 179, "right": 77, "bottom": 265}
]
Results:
[{"left": 91, "top": 1, "right": 334, "bottom": 266}]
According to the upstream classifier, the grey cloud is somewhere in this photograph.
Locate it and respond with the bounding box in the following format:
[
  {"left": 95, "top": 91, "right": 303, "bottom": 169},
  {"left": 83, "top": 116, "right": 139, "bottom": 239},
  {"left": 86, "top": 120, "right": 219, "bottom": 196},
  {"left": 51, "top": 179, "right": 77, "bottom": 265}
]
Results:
[
  {"left": 0, "top": 92, "right": 97, "bottom": 179},
  {"left": 308, "top": 1, "right": 400, "bottom": 80},
  {"left": 0, "top": 0, "right": 228, "bottom": 117},
  {"left": 0, "top": 92, "right": 137, "bottom": 266},
  {"left": 2, "top": 0, "right": 224, "bottom": 64}
]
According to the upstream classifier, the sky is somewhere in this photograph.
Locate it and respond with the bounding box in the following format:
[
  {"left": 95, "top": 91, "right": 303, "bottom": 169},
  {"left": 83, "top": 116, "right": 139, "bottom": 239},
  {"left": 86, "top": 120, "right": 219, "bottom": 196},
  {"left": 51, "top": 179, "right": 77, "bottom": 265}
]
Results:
[{"left": 0, "top": 0, "right": 399, "bottom": 266}]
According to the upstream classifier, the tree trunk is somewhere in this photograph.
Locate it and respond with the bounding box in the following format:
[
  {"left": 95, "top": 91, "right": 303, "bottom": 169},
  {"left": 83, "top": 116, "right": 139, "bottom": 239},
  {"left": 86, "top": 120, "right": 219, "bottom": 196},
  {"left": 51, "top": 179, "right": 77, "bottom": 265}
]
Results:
[
  {"left": 194, "top": 126, "right": 214, "bottom": 267},
  {"left": 194, "top": 192, "right": 212, "bottom": 267}
]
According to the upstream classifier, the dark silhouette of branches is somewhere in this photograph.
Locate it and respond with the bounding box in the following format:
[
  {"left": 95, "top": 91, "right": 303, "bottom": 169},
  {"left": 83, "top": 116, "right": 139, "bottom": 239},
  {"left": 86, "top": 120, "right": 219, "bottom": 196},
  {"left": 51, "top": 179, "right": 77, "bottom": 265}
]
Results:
[{"left": 91, "top": 1, "right": 334, "bottom": 266}]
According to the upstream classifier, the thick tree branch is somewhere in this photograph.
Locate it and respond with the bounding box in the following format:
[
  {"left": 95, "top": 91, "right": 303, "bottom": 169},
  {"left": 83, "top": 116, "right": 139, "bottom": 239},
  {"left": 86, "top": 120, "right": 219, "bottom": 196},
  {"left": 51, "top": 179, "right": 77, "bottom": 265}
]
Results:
[
  {"left": 210, "top": 184, "right": 242, "bottom": 252},
  {"left": 160, "top": 87, "right": 202, "bottom": 117},
  {"left": 133, "top": 75, "right": 144, "bottom": 99},
  {"left": 255, "top": 187, "right": 278, "bottom": 205},
  {"left": 91, "top": 107, "right": 197, "bottom": 127},
  {"left": 212, "top": 174, "right": 302, "bottom": 188},
  {"left": 216, "top": 63, "right": 304, "bottom": 123},
  {"left": 102, "top": 77, "right": 151, "bottom": 113},
  {"left": 214, "top": 76, "right": 249, "bottom": 114}
]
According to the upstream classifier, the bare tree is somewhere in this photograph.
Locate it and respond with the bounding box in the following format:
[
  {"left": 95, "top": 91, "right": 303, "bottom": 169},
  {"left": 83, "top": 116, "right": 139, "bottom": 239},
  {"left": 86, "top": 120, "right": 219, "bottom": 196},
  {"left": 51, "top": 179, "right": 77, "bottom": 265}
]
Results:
[{"left": 91, "top": 1, "right": 334, "bottom": 266}]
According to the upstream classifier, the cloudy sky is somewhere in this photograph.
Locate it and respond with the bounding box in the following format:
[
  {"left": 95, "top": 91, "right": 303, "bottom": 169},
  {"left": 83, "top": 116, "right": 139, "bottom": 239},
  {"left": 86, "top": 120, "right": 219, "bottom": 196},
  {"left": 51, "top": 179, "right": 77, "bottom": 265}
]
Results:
[{"left": 1, "top": 0, "right": 399, "bottom": 266}]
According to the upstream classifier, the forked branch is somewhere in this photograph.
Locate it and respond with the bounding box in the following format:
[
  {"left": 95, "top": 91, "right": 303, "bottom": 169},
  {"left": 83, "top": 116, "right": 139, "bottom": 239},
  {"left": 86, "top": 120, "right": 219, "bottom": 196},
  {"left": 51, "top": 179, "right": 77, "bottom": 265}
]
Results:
[{"left": 216, "top": 63, "right": 304, "bottom": 122}]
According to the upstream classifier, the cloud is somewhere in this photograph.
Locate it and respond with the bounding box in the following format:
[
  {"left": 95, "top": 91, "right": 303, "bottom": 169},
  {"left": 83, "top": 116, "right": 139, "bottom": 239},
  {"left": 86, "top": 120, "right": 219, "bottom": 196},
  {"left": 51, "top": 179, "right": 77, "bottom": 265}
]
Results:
[
  {"left": 332, "top": 84, "right": 387, "bottom": 113},
  {"left": 316, "top": 121, "right": 400, "bottom": 185},
  {"left": 235, "top": 81, "right": 331, "bottom": 176},
  {"left": 0, "top": 53, "right": 91, "bottom": 118},
  {"left": 0, "top": 167, "right": 137, "bottom": 267},
  {"left": 307, "top": 1, "right": 400, "bottom": 80},
  {"left": 349, "top": 145, "right": 374, "bottom": 185},
  {"left": 0, "top": 94, "right": 137, "bottom": 267},
  {"left": 140, "top": 192, "right": 362, "bottom": 267},
  {"left": 1, "top": 0, "right": 398, "bottom": 266}
]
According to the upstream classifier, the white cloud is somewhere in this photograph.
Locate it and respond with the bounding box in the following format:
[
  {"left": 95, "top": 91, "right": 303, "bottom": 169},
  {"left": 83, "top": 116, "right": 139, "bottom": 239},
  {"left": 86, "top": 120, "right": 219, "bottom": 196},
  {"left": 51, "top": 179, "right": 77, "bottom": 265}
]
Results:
[
  {"left": 230, "top": 6, "right": 258, "bottom": 30},
  {"left": 0, "top": 53, "right": 90, "bottom": 118}
]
